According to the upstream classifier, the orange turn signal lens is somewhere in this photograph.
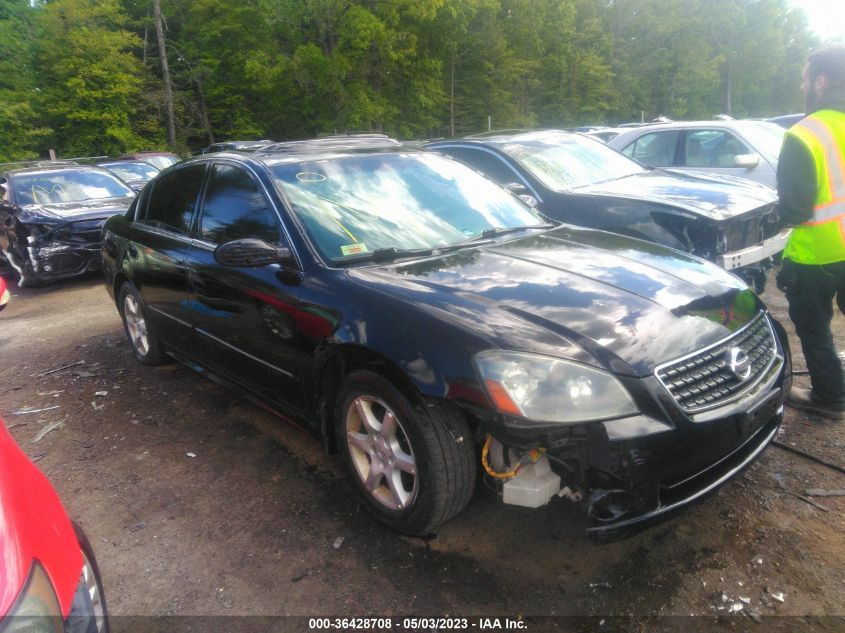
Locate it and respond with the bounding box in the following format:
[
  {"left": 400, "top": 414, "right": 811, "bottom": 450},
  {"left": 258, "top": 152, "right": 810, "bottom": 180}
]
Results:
[{"left": 485, "top": 379, "right": 522, "bottom": 416}]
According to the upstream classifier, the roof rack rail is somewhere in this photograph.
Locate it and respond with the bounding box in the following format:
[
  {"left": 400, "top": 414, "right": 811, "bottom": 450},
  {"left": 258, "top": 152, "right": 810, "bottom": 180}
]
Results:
[{"left": 255, "top": 135, "right": 401, "bottom": 155}]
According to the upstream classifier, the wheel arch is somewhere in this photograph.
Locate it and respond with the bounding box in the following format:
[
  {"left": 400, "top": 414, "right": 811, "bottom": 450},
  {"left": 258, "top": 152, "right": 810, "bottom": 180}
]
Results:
[
  {"left": 314, "top": 343, "right": 471, "bottom": 455},
  {"left": 112, "top": 273, "right": 132, "bottom": 308}
]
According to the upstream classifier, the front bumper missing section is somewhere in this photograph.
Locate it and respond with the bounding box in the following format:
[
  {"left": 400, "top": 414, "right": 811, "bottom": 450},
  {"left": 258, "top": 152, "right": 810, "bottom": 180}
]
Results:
[{"left": 586, "top": 406, "right": 782, "bottom": 543}]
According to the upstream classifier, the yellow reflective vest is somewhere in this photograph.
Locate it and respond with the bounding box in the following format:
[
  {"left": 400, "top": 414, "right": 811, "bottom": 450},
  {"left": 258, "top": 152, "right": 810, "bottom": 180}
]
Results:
[{"left": 783, "top": 109, "right": 845, "bottom": 265}]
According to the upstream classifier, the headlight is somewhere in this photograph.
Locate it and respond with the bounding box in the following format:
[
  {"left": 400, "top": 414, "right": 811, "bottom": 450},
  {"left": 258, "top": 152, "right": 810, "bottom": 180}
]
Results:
[
  {"left": 475, "top": 351, "right": 638, "bottom": 423},
  {"left": 3, "top": 562, "right": 63, "bottom": 633}
]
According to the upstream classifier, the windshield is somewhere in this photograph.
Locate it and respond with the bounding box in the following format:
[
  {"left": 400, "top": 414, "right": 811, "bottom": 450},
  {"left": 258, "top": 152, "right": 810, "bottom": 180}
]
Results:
[
  {"left": 491, "top": 131, "right": 645, "bottom": 190},
  {"left": 270, "top": 152, "right": 546, "bottom": 263},
  {"left": 100, "top": 162, "right": 159, "bottom": 181},
  {"left": 737, "top": 121, "right": 786, "bottom": 160},
  {"left": 11, "top": 169, "right": 134, "bottom": 205}
]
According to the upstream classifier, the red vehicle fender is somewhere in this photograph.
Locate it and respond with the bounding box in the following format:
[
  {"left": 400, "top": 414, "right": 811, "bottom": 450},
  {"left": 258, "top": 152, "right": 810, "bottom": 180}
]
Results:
[
  {"left": 0, "top": 276, "right": 9, "bottom": 311},
  {"left": 0, "top": 418, "right": 83, "bottom": 616}
]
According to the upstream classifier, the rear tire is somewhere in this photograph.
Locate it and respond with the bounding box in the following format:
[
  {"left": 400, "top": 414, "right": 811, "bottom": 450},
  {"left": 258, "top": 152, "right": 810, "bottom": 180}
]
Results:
[
  {"left": 336, "top": 369, "right": 476, "bottom": 535},
  {"left": 118, "top": 282, "right": 166, "bottom": 365}
]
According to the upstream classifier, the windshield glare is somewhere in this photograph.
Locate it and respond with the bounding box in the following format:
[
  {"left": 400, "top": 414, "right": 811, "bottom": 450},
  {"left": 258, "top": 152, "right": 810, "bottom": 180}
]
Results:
[
  {"left": 271, "top": 153, "right": 546, "bottom": 262},
  {"left": 493, "top": 132, "right": 645, "bottom": 190},
  {"left": 141, "top": 156, "right": 178, "bottom": 170},
  {"left": 12, "top": 169, "right": 134, "bottom": 205},
  {"left": 101, "top": 162, "right": 159, "bottom": 180}
]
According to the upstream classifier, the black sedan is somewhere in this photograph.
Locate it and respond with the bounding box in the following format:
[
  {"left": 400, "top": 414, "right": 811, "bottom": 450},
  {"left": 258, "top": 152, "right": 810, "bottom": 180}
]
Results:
[
  {"left": 425, "top": 131, "right": 788, "bottom": 292},
  {"left": 1, "top": 165, "right": 135, "bottom": 286},
  {"left": 102, "top": 143, "right": 789, "bottom": 540}
]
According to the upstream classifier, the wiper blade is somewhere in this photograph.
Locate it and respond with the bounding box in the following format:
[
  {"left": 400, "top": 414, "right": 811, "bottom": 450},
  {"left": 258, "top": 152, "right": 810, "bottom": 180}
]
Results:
[
  {"left": 339, "top": 246, "right": 435, "bottom": 264},
  {"left": 474, "top": 223, "right": 556, "bottom": 240},
  {"left": 335, "top": 225, "right": 557, "bottom": 265}
]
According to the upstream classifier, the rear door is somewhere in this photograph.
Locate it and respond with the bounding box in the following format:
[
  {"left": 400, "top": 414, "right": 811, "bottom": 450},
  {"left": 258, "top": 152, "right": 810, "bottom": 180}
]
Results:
[
  {"left": 186, "top": 161, "right": 306, "bottom": 413},
  {"left": 130, "top": 163, "right": 207, "bottom": 352}
]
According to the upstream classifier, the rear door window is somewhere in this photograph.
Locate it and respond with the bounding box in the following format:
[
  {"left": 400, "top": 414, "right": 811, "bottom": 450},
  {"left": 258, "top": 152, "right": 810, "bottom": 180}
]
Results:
[
  {"left": 143, "top": 164, "right": 206, "bottom": 234},
  {"left": 622, "top": 131, "right": 680, "bottom": 166}
]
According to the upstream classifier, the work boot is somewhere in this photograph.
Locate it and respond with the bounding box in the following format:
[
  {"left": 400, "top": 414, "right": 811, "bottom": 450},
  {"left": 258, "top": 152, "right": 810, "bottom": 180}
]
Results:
[{"left": 786, "top": 387, "right": 845, "bottom": 420}]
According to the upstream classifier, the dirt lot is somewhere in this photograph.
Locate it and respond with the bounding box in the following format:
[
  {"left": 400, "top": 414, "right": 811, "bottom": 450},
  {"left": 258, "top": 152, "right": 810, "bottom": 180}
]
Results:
[{"left": 1, "top": 271, "right": 844, "bottom": 632}]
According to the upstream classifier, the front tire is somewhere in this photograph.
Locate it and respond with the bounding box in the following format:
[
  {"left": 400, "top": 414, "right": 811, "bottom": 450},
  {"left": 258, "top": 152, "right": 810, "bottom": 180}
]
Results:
[
  {"left": 73, "top": 524, "right": 109, "bottom": 633},
  {"left": 336, "top": 370, "right": 476, "bottom": 535},
  {"left": 118, "top": 282, "right": 165, "bottom": 365}
]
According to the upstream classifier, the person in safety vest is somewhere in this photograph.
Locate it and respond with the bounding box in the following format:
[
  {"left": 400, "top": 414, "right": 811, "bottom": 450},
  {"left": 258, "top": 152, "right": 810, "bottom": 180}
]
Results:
[{"left": 777, "top": 43, "right": 845, "bottom": 420}]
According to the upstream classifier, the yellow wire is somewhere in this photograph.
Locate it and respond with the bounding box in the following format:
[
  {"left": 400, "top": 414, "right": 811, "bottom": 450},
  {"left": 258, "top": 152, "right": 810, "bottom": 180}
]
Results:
[{"left": 481, "top": 434, "right": 521, "bottom": 479}]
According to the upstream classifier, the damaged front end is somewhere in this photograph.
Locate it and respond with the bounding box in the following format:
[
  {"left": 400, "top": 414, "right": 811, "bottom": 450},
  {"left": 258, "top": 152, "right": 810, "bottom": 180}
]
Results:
[
  {"left": 474, "top": 313, "right": 790, "bottom": 544},
  {"left": 0, "top": 204, "right": 112, "bottom": 287}
]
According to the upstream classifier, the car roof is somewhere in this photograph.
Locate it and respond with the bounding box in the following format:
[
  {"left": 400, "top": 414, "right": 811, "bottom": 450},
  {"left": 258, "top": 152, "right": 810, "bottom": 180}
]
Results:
[
  {"left": 766, "top": 113, "right": 804, "bottom": 128},
  {"left": 254, "top": 134, "right": 401, "bottom": 155},
  {"left": 209, "top": 140, "right": 273, "bottom": 149},
  {"left": 4, "top": 164, "right": 113, "bottom": 178},
  {"left": 428, "top": 129, "right": 576, "bottom": 145},
  {"left": 612, "top": 119, "right": 780, "bottom": 133},
  {"left": 117, "top": 151, "right": 179, "bottom": 159},
  {"left": 98, "top": 159, "right": 158, "bottom": 168}
]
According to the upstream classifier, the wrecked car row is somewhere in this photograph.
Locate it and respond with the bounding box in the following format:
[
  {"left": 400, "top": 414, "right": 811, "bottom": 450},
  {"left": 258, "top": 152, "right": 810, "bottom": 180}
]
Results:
[
  {"left": 0, "top": 165, "right": 135, "bottom": 286},
  {"left": 98, "top": 137, "right": 790, "bottom": 540},
  {"left": 0, "top": 152, "right": 180, "bottom": 286}
]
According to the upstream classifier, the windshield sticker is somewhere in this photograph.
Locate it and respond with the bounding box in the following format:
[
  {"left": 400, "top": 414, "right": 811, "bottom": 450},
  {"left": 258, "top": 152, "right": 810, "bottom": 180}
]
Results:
[
  {"left": 341, "top": 243, "right": 368, "bottom": 256},
  {"left": 296, "top": 172, "right": 327, "bottom": 183}
]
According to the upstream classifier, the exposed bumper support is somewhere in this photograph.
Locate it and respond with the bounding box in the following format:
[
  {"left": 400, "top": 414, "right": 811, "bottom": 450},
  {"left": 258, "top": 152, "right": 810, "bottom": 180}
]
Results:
[{"left": 718, "top": 228, "right": 791, "bottom": 270}]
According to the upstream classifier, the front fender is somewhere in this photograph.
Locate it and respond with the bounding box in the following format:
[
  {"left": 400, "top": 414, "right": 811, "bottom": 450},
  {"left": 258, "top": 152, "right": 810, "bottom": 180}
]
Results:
[{"left": 299, "top": 267, "right": 495, "bottom": 413}]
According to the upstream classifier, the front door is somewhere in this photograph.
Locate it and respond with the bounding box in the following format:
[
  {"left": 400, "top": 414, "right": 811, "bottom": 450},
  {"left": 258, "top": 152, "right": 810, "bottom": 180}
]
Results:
[{"left": 186, "top": 162, "right": 305, "bottom": 414}]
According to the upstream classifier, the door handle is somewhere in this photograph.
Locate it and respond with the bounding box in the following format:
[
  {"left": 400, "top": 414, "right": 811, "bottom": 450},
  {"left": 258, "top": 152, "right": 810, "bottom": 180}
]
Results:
[{"left": 187, "top": 271, "right": 206, "bottom": 294}]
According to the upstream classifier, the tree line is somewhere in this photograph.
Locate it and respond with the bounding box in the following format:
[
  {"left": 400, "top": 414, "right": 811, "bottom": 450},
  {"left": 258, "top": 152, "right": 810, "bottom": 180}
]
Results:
[{"left": 0, "top": 0, "right": 821, "bottom": 161}]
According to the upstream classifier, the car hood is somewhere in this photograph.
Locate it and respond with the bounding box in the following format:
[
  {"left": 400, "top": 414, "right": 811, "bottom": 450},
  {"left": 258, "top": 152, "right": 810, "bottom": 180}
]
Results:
[
  {"left": 0, "top": 419, "right": 82, "bottom": 616},
  {"left": 15, "top": 196, "right": 133, "bottom": 224},
  {"left": 571, "top": 169, "right": 777, "bottom": 221},
  {"left": 349, "top": 226, "right": 763, "bottom": 377}
]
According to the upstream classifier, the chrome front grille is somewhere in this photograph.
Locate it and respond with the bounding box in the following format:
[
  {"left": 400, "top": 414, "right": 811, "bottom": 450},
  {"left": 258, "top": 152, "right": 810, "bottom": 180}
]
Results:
[{"left": 655, "top": 313, "right": 778, "bottom": 412}]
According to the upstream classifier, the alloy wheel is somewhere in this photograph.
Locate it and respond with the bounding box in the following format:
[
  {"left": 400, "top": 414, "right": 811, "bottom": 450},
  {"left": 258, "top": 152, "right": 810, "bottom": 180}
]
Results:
[
  {"left": 345, "top": 396, "right": 418, "bottom": 510},
  {"left": 123, "top": 294, "right": 149, "bottom": 356}
]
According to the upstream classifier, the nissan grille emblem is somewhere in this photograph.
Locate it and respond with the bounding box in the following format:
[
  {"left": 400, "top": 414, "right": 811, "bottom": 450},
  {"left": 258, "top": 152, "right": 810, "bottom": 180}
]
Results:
[{"left": 727, "top": 347, "right": 752, "bottom": 381}]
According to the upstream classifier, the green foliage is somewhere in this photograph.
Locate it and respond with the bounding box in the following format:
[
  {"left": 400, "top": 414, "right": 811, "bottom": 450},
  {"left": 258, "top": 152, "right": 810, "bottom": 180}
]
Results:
[
  {"left": 33, "top": 0, "right": 152, "bottom": 156},
  {"left": 0, "top": 0, "right": 819, "bottom": 159},
  {"left": 0, "top": 0, "right": 48, "bottom": 161}
]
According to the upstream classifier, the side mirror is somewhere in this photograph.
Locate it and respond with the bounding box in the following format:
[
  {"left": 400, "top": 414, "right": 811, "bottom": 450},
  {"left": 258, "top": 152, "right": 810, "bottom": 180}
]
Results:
[
  {"left": 214, "top": 239, "right": 292, "bottom": 268},
  {"left": 504, "top": 182, "right": 539, "bottom": 208},
  {"left": 733, "top": 153, "right": 760, "bottom": 168}
]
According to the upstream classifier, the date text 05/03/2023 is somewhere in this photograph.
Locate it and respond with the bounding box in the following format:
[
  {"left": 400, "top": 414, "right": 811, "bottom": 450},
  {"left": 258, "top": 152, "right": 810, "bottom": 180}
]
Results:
[{"left": 307, "top": 617, "right": 528, "bottom": 630}]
